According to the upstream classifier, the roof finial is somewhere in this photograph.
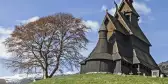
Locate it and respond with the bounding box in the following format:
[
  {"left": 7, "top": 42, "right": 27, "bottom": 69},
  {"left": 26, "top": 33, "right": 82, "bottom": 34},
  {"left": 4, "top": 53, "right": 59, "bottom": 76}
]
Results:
[
  {"left": 114, "top": 1, "right": 118, "bottom": 15},
  {"left": 124, "top": 0, "right": 133, "bottom": 4},
  {"left": 106, "top": 9, "right": 108, "bottom": 13}
]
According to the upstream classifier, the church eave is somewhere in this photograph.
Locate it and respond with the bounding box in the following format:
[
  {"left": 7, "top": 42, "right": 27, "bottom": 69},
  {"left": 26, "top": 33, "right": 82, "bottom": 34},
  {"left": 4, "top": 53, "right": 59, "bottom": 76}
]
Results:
[{"left": 87, "top": 53, "right": 113, "bottom": 61}]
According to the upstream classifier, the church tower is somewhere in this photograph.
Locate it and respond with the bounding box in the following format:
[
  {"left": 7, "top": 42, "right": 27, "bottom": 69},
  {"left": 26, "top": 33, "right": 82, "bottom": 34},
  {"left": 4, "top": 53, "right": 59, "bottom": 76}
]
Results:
[
  {"left": 119, "top": 0, "right": 139, "bottom": 26},
  {"left": 80, "top": 0, "right": 161, "bottom": 76}
]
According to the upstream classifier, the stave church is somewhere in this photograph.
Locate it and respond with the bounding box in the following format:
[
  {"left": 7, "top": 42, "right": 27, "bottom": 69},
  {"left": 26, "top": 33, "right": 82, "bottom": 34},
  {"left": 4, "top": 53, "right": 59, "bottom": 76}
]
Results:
[{"left": 80, "top": 0, "right": 161, "bottom": 76}]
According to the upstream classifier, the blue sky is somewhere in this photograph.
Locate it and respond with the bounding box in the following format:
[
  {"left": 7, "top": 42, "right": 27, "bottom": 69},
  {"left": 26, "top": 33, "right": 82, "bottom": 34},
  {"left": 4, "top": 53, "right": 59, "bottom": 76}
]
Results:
[{"left": 0, "top": 0, "right": 168, "bottom": 77}]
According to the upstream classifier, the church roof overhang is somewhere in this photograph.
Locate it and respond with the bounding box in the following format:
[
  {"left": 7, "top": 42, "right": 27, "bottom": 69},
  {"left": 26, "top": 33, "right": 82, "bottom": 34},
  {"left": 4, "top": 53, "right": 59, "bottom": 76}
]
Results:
[
  {"left": 86, "top": 53, "right": 113, "bottom": 61},
  {"left": 133, "top": 48, "right": 159, "bottom": 69}
]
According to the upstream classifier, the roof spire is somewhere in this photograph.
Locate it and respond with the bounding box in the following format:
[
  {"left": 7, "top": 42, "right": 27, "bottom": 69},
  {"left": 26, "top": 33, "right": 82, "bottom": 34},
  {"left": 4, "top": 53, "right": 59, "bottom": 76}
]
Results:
[
  {"left": 114, "top": 1, "right": 118, "bottom": 15},
  {"left": 106, "top": 9, "right": 108, "bottom": 13},
  {"left": 124, "top": 0, "right": 133, "bottom": 5}
]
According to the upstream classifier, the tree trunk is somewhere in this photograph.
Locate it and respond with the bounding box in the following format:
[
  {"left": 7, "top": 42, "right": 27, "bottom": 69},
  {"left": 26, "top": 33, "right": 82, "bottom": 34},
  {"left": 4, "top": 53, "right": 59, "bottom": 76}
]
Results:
[
  {"left": 43, "top": 63, "right": 49, "bottom": 79},
  {"left": 43, "top": 69, "right": 49, "bottom": 79}
]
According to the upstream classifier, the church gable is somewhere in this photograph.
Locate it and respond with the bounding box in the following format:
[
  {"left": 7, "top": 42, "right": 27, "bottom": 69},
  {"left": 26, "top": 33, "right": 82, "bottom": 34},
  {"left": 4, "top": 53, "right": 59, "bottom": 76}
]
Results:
[
  {"left": 118, "top": 0, "right": 139, "bottom": 17},
  {"left": 115, "top": 0, "right": 151, "bottom": 46},
  {"left": 119, "top": 2, "right": 132, "bottom": 13},
  {"left": 103, "top": 15, "right": 115, "bottom": 40},
  {"left": 103, "top": 12, "right": 129, "bottom": 40}
]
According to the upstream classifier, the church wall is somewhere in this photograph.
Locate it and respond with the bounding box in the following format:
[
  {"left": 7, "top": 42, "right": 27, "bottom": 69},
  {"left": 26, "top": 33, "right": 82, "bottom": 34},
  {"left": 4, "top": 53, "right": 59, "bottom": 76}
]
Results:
[
  {"left": 121, "top": 61, "right": 131, "bottom": 74},
  {"left": 132, "top": 64, "right": 138, "bottom": 75},
  {"left": 132, "top": 68, "right": 138, "bottom": 75},
  {"left": 80, "top": 64, "right": 86, "bottom": 74},
  {"left": 83, "top": 60, "right": 116, "bottom": 73},
  {"left": 131, "top": 64, "right": 151, "bottom": 76},
  {"left": 121, "top": 65, "right": 130, "bottom": 74},
  {"left": 140, "top": 64, "right": 151, "bottom": 76},
  {"left": 100, "top": 60, "right": 115, "bottom": 73},
  {"left": 114, "top": 60, "right": 122, "bottom": 74},
  {"left": 85, "top": 60, "right": 100, "bottom": 73},
  {"left": 140, "top": 68, "right": 151, "bottom": 76}
]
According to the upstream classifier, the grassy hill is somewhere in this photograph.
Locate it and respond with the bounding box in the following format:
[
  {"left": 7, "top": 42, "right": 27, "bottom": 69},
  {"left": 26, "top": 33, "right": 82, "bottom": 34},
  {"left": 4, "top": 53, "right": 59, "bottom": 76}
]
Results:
[{"left": 30, "top": 74, "right": 168, "bottom": 84}]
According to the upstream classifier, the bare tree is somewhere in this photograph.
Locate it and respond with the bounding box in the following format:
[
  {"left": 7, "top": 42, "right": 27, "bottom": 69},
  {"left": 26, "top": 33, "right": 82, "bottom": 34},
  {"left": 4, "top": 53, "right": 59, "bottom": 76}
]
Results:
[{"left": 3, "top": 13, "right": 89, "bottom": 79}]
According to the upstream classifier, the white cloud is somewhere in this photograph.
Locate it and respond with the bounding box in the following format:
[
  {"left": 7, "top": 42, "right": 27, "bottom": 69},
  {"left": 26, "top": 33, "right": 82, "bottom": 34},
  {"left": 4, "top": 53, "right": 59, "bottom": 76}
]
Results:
[
  {"left": 83, "top": 20, "right": 99, "bottom": 32},
  {"left": 138, "top": 18, "right": 142, "bottom": 24},
  {"left": 101, "top": 5, "right": 108, "bottom": 12},
  {"left": 17, "top": 16, "right": 40, "bottom": 24},
  {"left": 109, "top": 7, "right": 116, "bottom": 16},
  {"left": 101, "top": 0, "right": 120, "bottom": 15},
  {"left": 133, "top": 2, "right": 151, "bottom": 15},
  {"left": 0, "top": 37, "right": 12, "bottom": 59},
  {"left": 0, "top": 27, "right": 13, "bottom": 59},
  {"left": 0, "top": 27, "right": 13, "bottom": 35}
]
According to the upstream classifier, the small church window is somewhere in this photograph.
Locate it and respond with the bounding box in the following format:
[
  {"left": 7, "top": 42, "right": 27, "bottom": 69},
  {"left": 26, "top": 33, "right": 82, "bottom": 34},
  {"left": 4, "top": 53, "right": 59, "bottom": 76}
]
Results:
[
  {"left": 125, "top": 15, "right": 130, "bottom": 21},
  {"left": 104, "top": 18, "right": 109, "bottom": 26}
]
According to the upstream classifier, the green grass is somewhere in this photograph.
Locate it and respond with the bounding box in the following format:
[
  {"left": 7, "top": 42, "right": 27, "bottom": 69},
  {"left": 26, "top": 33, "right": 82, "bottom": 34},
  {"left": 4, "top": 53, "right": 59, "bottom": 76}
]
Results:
[{"left": 30, "top": 74, "right": 168, "bottom": 84}]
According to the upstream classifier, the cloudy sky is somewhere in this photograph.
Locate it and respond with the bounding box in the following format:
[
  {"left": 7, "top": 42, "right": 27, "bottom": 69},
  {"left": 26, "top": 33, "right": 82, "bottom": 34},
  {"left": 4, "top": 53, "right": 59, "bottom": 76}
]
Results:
[{"left": 0, "top": 0, "right": 168, "bottom": 77}]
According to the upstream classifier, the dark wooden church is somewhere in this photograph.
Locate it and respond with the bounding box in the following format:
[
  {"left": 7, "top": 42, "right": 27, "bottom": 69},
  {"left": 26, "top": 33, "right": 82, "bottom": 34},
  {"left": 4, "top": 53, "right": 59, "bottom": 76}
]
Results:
[{"left": 80, "top": 0, "right": 160, "bottom": 76}]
